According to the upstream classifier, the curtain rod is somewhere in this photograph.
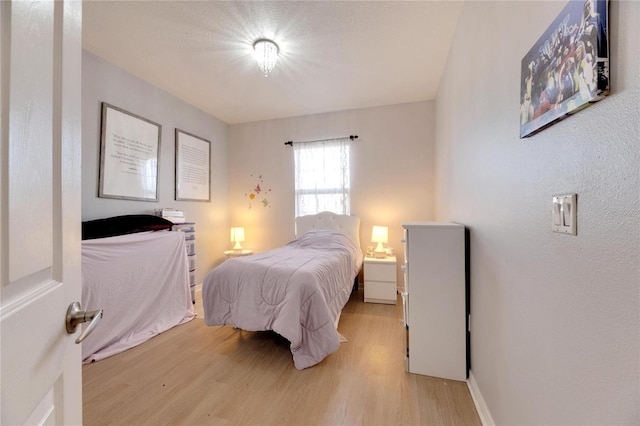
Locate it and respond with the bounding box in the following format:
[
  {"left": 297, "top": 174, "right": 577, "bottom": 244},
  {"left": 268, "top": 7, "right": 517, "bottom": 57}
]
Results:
[{"left": 284, "top": 135, "right": 358, "bottom": 146}]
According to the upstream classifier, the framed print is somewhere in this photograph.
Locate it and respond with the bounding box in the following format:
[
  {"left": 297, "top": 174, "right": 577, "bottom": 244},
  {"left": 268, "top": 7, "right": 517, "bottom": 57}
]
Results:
[
  {"left": 175, "top": 129, "right": 211, "bottom": 202},
  {"left": 99, "top": 103, "right": 161, "bottom": 201},
  {"left": 520, "top": 0, "right": 609, "bottom": 138}
]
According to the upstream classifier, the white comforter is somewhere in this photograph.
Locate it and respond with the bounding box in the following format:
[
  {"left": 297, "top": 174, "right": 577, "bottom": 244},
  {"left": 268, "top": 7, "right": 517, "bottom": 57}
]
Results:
[
  {"left": 203, "top": 230, "right": 363, "bottom": 369},
  {"left": 81, "top": 231, "right": 195, "bottom": 362}
]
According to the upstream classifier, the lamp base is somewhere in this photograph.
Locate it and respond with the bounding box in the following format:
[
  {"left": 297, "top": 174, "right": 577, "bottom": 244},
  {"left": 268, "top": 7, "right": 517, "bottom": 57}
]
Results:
[
  {"left": 373, "top": 241, "right": 386, "bottom": 258},
  {"left": 373, "top": 250, "right": 386, "bottom": 259}
]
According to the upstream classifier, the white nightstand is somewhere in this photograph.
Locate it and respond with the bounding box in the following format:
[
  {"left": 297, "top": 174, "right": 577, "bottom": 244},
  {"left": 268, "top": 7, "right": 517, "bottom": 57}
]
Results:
[
  {"left": 364, "top": 256, "right": 397, "bottom": 304},
  {"left": 224, "top": 249, "right": 253, "bottom": 259}
]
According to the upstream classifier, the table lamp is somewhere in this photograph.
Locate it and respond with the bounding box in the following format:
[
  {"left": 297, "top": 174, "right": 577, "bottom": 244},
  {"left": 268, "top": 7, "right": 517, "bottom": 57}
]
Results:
[
  {"left": 371, "top": 226, "right": 388, "bottom": 258},
  {"left": 230, "top": 227, "right": 245, "bottom": 251}
]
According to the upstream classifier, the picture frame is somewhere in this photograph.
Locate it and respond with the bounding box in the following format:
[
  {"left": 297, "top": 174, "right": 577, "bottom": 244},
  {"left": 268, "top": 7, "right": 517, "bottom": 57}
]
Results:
[
  {"left": 520, "top": 0, "right": 609, "bottom": 138},
  {"left": 175, "top": 129, "right": 211, "bottom": 202},
  {"left": 99, "top": 103, "right": 161, "bottom": 201}
]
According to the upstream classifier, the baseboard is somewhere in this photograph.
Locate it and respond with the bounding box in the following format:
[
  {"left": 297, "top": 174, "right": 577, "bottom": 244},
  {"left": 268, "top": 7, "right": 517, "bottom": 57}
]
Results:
[{"left": 467, "top": 370, "right": 495, "bottom": 426}]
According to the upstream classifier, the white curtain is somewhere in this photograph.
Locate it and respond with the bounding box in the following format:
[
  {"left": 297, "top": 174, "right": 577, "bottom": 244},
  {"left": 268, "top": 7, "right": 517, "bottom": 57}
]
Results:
[{"left": 294, "top": 138, "right": 351, "bottom": 217}]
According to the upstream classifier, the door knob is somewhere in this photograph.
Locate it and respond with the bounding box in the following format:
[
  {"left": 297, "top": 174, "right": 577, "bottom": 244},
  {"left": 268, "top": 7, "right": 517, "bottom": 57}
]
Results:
[{"left": 66, "top": 302, "right": 103, "bottom": 344}]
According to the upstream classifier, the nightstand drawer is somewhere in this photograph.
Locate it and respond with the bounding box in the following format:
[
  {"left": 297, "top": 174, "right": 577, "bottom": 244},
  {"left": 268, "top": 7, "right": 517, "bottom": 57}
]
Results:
[
  {"left": 364, "top": 280, "right": 397, "bottom": 304},
  {"left": 364, "top": 262, "right": 396, "bottom": 282}
]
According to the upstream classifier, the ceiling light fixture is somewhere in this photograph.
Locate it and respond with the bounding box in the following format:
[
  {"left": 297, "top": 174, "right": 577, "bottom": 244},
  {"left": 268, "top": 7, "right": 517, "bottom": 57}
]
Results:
[{"left": 253, "top": 38, "right": 279, "bottom": 77}]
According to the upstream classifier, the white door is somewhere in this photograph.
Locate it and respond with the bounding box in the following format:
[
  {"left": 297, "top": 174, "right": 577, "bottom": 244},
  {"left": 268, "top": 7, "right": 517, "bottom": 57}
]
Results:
[{"left": 1, "top": 0, "right": 83, "bottom": 424}]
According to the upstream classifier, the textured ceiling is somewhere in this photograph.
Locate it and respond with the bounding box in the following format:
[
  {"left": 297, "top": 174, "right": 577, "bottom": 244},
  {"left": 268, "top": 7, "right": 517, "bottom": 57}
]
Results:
[{"left": 83, "top": 1, "right": 463, "bottom": 124}]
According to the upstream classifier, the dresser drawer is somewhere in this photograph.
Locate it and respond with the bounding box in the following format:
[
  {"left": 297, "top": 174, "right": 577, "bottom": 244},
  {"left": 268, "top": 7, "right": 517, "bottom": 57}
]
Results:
[
  {"left": 364, "top": 262, "right": 396, "bottom": 282},
  {"left": 364, "top": 280, "right": 397, "bottom": 304}
]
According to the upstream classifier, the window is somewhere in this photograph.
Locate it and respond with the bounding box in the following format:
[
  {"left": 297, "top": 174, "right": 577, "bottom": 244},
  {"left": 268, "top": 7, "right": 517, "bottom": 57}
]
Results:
[{"left": 293, "top": 138, "right": 351, "bottom": 217}]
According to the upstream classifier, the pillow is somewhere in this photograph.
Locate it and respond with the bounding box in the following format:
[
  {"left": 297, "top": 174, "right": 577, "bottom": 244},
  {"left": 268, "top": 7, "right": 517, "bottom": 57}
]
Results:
[{"left": 82, "top": 214, "right": 174, "bottom": 240}]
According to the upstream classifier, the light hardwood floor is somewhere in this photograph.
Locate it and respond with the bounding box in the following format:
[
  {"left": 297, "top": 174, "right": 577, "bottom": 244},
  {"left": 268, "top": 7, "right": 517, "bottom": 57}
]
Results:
[{"left": 83, "top": 290, "right": 481, "bottom": 426}]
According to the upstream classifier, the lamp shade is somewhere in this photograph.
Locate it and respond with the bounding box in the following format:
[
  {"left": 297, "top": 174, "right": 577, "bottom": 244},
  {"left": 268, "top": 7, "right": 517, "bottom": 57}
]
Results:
[
  {"left": 371, "top": 226, "right": 388, "bottom": 244},
  {"left": 230, "top": 227, "right": 245, "bottom": 250},
  {"left": 371, "top": 226, "right": 388, "bottom": 258}
]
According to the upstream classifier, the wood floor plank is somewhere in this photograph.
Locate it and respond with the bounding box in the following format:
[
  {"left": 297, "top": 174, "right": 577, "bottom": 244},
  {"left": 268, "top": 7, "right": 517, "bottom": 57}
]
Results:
[{"left": 83, "top": 290, "right": 481, "bottom": 425}]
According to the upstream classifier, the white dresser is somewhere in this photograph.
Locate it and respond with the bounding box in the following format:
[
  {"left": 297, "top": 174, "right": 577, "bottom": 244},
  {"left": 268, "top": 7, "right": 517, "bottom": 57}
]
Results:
[
  {"left": 172, "top": 222, "right": 196, "bottom": 304},
  {"left": 401, "top": 222, "right": 467, "bottom": 381}
]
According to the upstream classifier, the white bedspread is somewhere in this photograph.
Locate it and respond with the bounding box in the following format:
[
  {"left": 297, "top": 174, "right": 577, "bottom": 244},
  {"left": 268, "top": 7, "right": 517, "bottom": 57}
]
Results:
[
  {"left": 203, "top": 230, "right": 363, "bottom": 369},
  {"left": 81, "top": 231, "right": 195, "bottom": 362}
]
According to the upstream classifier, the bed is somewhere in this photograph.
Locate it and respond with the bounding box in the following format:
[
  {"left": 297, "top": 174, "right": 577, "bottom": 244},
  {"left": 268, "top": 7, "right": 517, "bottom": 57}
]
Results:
[
  {"left": 202, "top": 212, "right": 363, "bottom": 369},
  {"left": 81, "top": 215, "right": 195, "bottom": 363}
]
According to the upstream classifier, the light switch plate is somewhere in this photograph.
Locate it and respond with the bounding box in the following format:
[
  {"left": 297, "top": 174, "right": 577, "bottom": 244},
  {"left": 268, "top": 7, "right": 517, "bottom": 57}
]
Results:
[{"left": 552, "top": 193, "right": 577, "bottom": 235}]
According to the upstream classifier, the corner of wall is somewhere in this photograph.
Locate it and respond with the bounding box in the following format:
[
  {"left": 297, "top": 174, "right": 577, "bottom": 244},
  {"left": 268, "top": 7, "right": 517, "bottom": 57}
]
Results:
[{"left": 467, "top": 371, "right": 495, "bottom": 426}]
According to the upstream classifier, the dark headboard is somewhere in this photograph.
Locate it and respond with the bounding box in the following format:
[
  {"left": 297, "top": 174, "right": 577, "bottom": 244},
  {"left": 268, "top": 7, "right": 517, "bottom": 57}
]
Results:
[{"left": 82, "top": 215, "right": 174, "bottom": 240}]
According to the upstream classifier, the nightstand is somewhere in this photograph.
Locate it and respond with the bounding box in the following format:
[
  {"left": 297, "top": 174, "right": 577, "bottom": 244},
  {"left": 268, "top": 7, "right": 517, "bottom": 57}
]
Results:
[
  {"left": 224, "top": 249, "right": 253, "bottom": 259},
  {"left": 364, "top": 256, "right": 397, "bottom": 304}
]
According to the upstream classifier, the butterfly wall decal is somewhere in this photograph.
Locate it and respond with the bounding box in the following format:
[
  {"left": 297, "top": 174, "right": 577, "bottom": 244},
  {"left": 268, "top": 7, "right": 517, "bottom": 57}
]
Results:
[{"left": 246, "top": 174, "right": 272, "bottom": 208}]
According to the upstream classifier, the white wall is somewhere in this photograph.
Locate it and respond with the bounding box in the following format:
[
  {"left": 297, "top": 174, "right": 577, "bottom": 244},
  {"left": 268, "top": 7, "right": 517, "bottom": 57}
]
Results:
[
  {"left": 436, "top": 1, "right": 639, "bottom": 424},
  {"left": 82, "top": 52, "right": 230, "bottom": 282},
  {"left": 229, "top": 101, "right": 436, "bottom": 280}
]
